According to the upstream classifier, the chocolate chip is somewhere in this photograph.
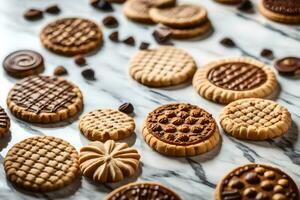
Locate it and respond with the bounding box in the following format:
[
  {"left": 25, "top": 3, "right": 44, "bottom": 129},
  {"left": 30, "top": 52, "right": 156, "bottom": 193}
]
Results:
[
  {"left": 74, "top": 55, "right": 86, "bottom": 66},
  {"left": 45, "top": 4, "right": 61, "bottom": 14},
  {"left": 123, "top": 36, "right": 135, "bottom": 46},
  {"left": 109, "top": 31, "right": 119, "bottom": 42},
  {"left": 153, "top": 26, "right": 171, "bottom": 44},
  {"left": 24, "top": 9, "right": 43, "bottom": 20},
  {"left": 243, "top": 188, "right": 257, "bottom": 198},
  {"left": 139, "top": 42, "right": 150, "bottom": 50},
  {"left": 90, "top": 0, "right": 113, "bottom": 11},
  {"left": 255, "top": 192, "right": 269, "bottom": 200},
  {"left": 260, "top": 48, "right": 274, "bottom": 59},
  {"left": 245, "top": 172, "right": 260, "bottom": 184},
  {"left": 54, "top": 66, "right": 67, "bottom": 76},
  {"left": 220, "top": 37, "right": 236, "bottom": 47},
  {"left": 237, "top": 0, "right": 254, "bottom": 12},
  {"left": 102, "top": 16, "right": 118, "bottom": 28},
  {"left": 118, "top": 103, "right": 134, "bottom": 114},
  {"left": 229, "top": 179, "right": 244, "bottom": 189},
  {"left": 81, "top": 69, "right": 95, "bottom": 80}
]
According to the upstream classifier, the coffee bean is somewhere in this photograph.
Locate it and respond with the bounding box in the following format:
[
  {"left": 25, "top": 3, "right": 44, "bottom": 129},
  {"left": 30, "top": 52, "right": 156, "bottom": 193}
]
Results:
[
  {"left": 24, "top": 9, "right": 43, "bottom": 20},
  {"left": 237, "top": 0, "right": 254, "bottom": 12},
  {"left": 123, "top": 36, "right": 135, "bottom": 46},
  {"left": 45, "top": 4, "right": 61, "bottom": 14},
  {"left": 74, "top": 55, "right": 86, "bottom": 66},
  {"left": 220, "top": 37, "right": 236, "bottom": 47},
  {"left": 90, "top": 0, "right": 113, "bottom": 11},
  {"left": 153, "top": 26, "right": 171, "bottom": 44},
  {"left": 260, "top": 48, "right": 274, "bottom": 59},
  {"left": 54, "top": 66, "right": 67, "bottom": 76},
  {"left": 109, "top": 31, "right": 119, "bottom": 42},
  {"left": 139, "top": 42, "right": 150, "bottom": 50},
  {"left": 102, "top": 16, "right": 118, "bottom": 28},
  {"left": 118, "top": 103, "right": 134, "bottom": 114},
  {"left": 81, "top": 69, "right": 95, "bottom": 80}
]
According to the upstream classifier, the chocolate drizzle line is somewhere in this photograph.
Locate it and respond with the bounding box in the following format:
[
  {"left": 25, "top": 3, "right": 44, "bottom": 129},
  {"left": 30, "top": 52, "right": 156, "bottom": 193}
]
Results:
[{"left": 0, "top": 107, "right": 9, "bottom": 128}]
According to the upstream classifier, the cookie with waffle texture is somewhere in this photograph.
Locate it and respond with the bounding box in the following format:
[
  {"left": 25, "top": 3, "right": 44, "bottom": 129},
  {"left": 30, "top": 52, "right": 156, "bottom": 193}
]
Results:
[
  {"left": 259, "top": 0, "right": 300, "bottom": 24},
  {"left": 79, "top": 109, "right": 135, "bottom": 141},
  {"left": 215, "top": 163, "right": 299, "bottom": 200},
  {"left": 0, "top": 106, "right": 10, "bottom": 137},
  {"left": 193, "top": 57, "right": 277, "bottom": 104},
  {"left": 105, "top": 182, "right": 182, "bottom": 200},
  {"left": 7, "top": 75, "right": 83, "bottom": 123},
  {"left": 220, "top": 98, "right": 291, "bottom": 140},
  {"left": 40, "top": 17, "right": 103, "bottom": 56},
  {"left": 79, "top": 140, "right": 140, "bottom": 183},
  {"left": 143, "top": 103, "right": 220, "bottom": 156},
  {"left": 4, "top": 136, "right": 80, "bottom": 192},
  {"left": 129, "top": 46, "right": 197, "bottom": 87}
]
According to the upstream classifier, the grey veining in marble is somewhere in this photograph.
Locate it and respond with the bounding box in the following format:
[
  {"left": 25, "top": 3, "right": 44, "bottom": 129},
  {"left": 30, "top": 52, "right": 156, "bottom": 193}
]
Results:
[{"left": 0, "top": 0, "right": 300, "bottom": 199}]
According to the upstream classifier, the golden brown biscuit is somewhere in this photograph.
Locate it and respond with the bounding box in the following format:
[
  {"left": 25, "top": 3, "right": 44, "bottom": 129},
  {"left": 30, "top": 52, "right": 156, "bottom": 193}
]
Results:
[
  {"left": 79, "top": 140, "right": 140, "bottom": 183},
  {"left": 143, "top": 103, "right": 220, "bottom": 156},
  {"left": 0, "top": 106, "right": 10, "bottom": 137},
  {"left": 79, "top": 109, "right": 135, "bottom": 141},
  {"left": 192, "top": 57, "right": 278, "bottom": 104},
  {"left": 215, "top": 163, "right": 299, "bottom": 200},
  {"left": 129, "top": 46, "right": 197, "bottom": 87},
  {"left": 220, "top": 98, "right": 292, "bottom": 140},
  {"left": 7, "top": 75, "right": 83, "bottom": 123},
  {"left": 4, "top": 136, "right": 80, "bottom": 192},
  {"left": 40, "top": 17, "right": 103, "bottom": 56}
]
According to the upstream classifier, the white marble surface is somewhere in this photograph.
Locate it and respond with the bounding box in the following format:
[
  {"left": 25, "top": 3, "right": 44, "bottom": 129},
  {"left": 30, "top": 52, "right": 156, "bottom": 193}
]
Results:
[{"left": 0, "top": 0, "right": 300, "bottom": 199}]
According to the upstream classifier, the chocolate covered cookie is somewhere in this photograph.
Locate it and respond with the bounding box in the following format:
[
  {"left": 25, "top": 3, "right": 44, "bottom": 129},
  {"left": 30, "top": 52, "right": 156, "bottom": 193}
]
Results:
[
  {"left": 0, "top": 106, "right": 10, "bottom": 137},
  {"left": 275, "top": 57, "right": 300, "bottom": 75}
]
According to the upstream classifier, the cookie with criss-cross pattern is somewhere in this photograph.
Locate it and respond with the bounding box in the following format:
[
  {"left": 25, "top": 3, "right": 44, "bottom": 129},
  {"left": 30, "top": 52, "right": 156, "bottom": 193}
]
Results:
[
  {"left": 40, "top": 17, "right": 103, "bottom": 56},
  {"left": 220, "top": 98, "right": 291, "bottom": 140},
  {"left": 4, "top": 136, "right": 79, "bottom": 192},
  {"left": 7, "top": 75, "right": 83, "bottom": 123},
  {"left": 129, "top": 46, "right": 197, "bottom": 87},
  {"left": 0, "top": 106, "right": 10, "bottom": 137},
  {"left": 143, "top": 103, "right": 220, "bottom": 156}
]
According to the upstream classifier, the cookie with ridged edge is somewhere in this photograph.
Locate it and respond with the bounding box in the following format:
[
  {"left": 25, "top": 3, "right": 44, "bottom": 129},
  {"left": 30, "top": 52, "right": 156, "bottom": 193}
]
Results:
[
  {"left": 79, "top": 109, "right": 135, "bottom": 141},
  {"left": 79, "top": 140, "right": 140, "bottom": 183},
  {"left": 40, "top": 17, "right": 103, "bottom": 56},
  {"left": 192, "top": 57, "right": 277, "bottom": 104},
  {"left": 215, "top": 163, "right": 299, "bottom": 200},
  {"left": 105, "top": 182, "right": 182, "bottom": 200},
  {"left": 220, "top": 98, "right": 291, "bottom": 140},
  {"left": 0, "top": 106, "right": 10, "bottom": 137},
  {"left": 4, "top": 136, "right": 80, "bottom": 192},
  {"left": 142, "top": 103, "right": 220, "bottom": 156},
  {"left": 129, "top": 46, "right": 197, "bottom": 87}
]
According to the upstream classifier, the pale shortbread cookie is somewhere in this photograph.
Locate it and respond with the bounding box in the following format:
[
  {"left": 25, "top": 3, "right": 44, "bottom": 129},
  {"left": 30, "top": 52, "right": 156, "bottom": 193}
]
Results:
[
  {"left": 0, "top": 106, "right": 10, "bottom": 137},
  {"left": 129, "top": 46, "right": 197, "bottom": 87},
  {"left": 219, "top": 98, "right": 292, "bottom": 140}
]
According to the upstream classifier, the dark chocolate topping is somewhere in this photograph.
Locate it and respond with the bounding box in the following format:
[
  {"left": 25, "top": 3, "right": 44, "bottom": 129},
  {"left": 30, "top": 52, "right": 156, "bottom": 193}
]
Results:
[
  {"left": 275, "top": 57, "right": 300, "bottom": 73},
  {"left": 0, "top": 107, "right": 9, "bottom": 128},
  {"left": 208, "top": 62, "right": 267, "bottom": 91},
  {"left": 263, "top": 0, "right": 300, "bottom": 15}
]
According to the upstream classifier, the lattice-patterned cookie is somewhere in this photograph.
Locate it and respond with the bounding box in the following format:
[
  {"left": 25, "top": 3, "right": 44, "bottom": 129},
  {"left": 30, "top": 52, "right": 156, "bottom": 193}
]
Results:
[
  {"left": 215, "top": 163, "right": 299, "bottom": 200},
  {"left": 79, "top": 140, "right": 140, "bottom": 183},
  {"left": 0, "top": 106, "right": 10, "bottom": 137},
  {"left": 7, "top": 75, "right": 83, "bottom": 123},
  {"left": 4, "top": 136, "right": 80, "bottom": 192},
  {"left": 143, "top": 103, "right": 220, "bottom": 156},
  {"left": 40, "top": 17, "right": 103, "bottom": 56},
  {"left": 105, "top": 182, "right": 182, "bottom": 200},
  {"left": 79, "top": 109, "right": 135, "bottom": 141},
  {"left": 129, "top": 46, "right": 197, "bottom": 87},
  {"left": 220, "top": 98, "right": 291, "bottom": 140},
  {"left": 193, "top": 58, "right": 277, "bottom": 104}
]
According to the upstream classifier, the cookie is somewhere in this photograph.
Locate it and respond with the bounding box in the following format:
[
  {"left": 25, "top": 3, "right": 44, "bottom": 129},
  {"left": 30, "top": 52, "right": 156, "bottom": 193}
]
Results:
[
  {"left": 3, "top": 50, "right": 44, "bottom": 78},
  {"left": 79, "top": 109, "right": 135, "bottom": 141},
  {"left": 192, "top": 58, "right": 277, "bottom": 104},
  {"left": 129, "top": 46, "right": 197, "bottom": 87},
  {"left": 105, "top": 182, "right": 182, "bottom": 200},
  {"left": 220, "top": 98, "right": 292, "bottom": 140},
  {"left": 259, "top": 0, "right": 300, "bottom": 24},
  {"left": 149, "top": 4, "right": 208, "bottom": 28},
  {"left": 79, "top": 140, "right": 140, "bottom": 183},
  {"left": 40, "top": 17, "right": 103, "bottom": 56},
  {"left": 0, "top": 106, "right": 10, "bottom": 137},
  {"left": 143, "top": 103, "right": 220, "bottom": 156},
  {"left": 213, "top": 0, "right": 241, "bottom": 4},
  {"left": 7, "top": 75, "right": 83, "bottom": 123},
  {"left": 215, "top": 163, "right": 299, "bottom": 200},
  {"left": 4, "top": 136, "right": 80, "bottom": 192},
  {"left": 275, "top": 57, "right": 300, "bottom": 75}
]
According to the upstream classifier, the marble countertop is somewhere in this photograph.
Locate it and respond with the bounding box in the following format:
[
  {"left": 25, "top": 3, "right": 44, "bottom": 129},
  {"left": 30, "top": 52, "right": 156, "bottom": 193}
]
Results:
[{"left": 1, "top": 0, "right": 300, "bottom": 199}]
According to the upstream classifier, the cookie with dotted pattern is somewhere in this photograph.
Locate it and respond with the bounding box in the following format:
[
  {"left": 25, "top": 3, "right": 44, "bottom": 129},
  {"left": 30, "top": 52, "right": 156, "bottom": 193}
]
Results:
[
  {"left": 0, "top": 106, "right": 10, "bottom": 137},
  {"left": 220, "top": 98, "right": 292, "bottom": 140}
]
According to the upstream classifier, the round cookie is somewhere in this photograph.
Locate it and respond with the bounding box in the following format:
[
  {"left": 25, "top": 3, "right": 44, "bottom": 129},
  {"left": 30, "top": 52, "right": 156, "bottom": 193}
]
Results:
[
  {"left": 129, "top": 46, "right": 197, "bottom": 87},
  {"left": 105, "top": 182, "right": 182, "bottom": 200},
  {"left": 0, "top": 106, "right": 10, "bottom": 137},
  {"left": 4, "top": 136, "right": 80, "bottom": 192},
  {"left": 192, "top": 57, "right": 277, "bottom": 104},
  {"left": 79, "top": 109, "right": 135, "bottom": 141},
  {"left": 3, "top": 50, "right": 44, "bottom": 78},
  {"left": 7, "top": 75, "right": 83, "bottom": 123},
  {"left": 275, "top": 57, "right": 300, "bottom": 75},
  {"left": 220, "top": 98, "right": 292, "bottom": 140},
  {"left": 40, "top": 17, "right": 103, "bottom": 56},
  {"left": 143, "top": 103, "right": 220, "bottom": 156},
  {"left": 259, "top": 0, "right": 300, "bottom": 24},
  {"left": 79, "top": 140, "right": 140, "bottom": 183},
  {"left": 149, "top": 4, "right": 208, "bottom": 28},
  {"left": 215, "top": 163, "right": 299, "bottom": 200}
]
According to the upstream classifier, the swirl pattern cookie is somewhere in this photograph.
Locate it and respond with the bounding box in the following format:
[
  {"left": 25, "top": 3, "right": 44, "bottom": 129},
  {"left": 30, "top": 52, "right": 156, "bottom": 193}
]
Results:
[
  {"left": 143, "top": 103, "right": 220, "bottom": 156},
  {"left": 40, "top": 17, "right": 103, "bottom": 55},
  {"left": 193, "top": 58, "right": 277, "bottom": 104},
  {"left": 220, "top": 98, "right": 292, "bottom": 140},
  {"left": 79, "top": 140, "right": 140, "bottom": 183},
  {"left": 0, "top": 106, "right": 10, "bottom": 137},
  {"left": 215, "top": 163, "right": 299, "bottom": 200},
  {"left": 4, "top": 136, "right": 80, "bottom": 192},
  {"left": 7, "top": 75, "right": 83, "bottom": 123}
]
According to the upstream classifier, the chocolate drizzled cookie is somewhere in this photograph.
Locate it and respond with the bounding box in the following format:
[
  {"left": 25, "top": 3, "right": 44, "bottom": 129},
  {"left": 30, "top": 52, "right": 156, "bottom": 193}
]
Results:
[{"left": 0, "top": 107, "right": 10, "bottom": 137}]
